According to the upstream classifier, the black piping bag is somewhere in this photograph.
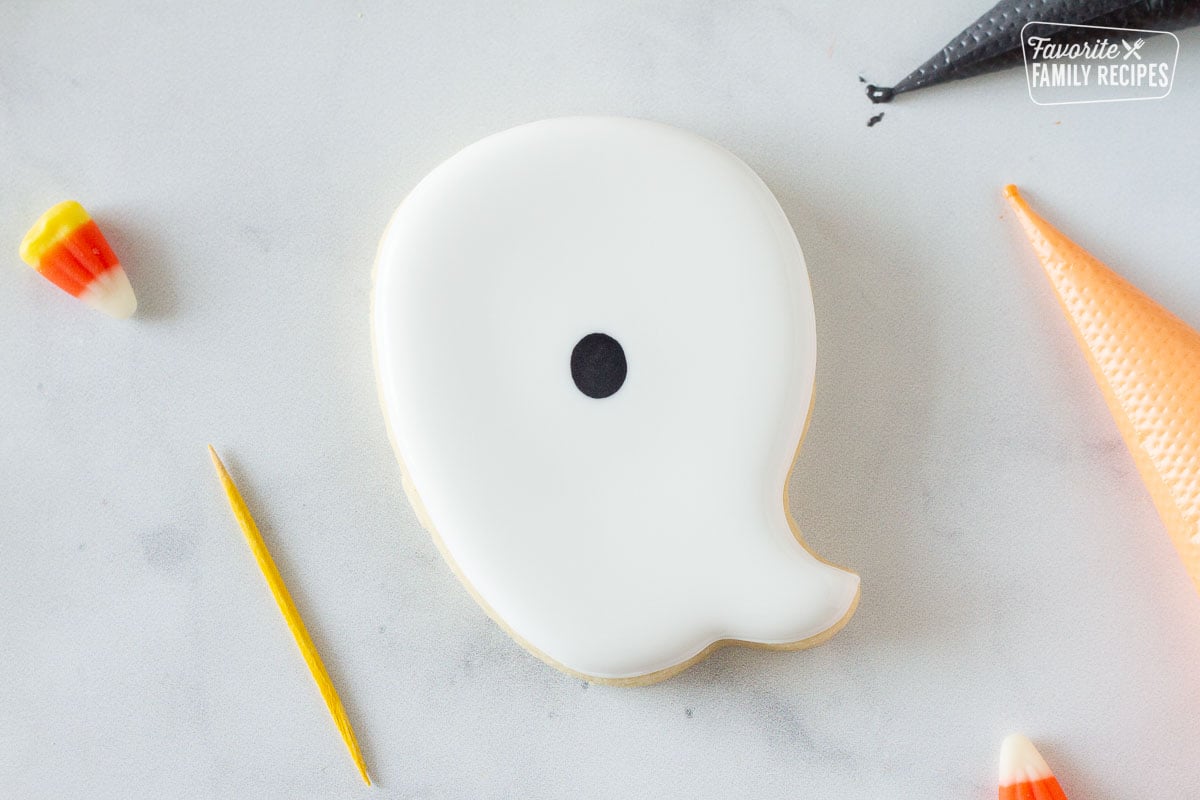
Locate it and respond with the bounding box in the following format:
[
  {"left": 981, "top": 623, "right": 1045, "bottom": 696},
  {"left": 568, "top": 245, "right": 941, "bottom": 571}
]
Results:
[{"left": 867, "top": 0, "right": 1200, "bottom": 103}]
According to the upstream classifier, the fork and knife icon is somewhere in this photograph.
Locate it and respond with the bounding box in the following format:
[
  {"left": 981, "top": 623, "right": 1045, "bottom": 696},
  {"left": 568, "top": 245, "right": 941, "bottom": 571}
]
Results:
[{"left": 1122, "top": 38, "right": 1146, "bottom": 60}]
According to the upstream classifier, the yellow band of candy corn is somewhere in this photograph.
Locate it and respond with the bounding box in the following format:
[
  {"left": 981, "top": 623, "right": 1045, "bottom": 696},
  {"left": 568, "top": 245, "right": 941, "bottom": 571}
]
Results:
[{"left": 19, "top": 200, "right": 92, "bottom": 267}]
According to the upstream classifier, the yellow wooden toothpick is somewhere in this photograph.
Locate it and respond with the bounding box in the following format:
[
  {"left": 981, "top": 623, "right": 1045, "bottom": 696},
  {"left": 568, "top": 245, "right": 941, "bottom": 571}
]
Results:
[{"left": 208, "top": 445, "right": 371, "bottom": 786}]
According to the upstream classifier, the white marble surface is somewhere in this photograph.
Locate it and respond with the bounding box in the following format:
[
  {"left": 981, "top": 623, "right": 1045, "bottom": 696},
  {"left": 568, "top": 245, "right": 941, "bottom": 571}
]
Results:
[{"left": 3, "top": 2, "right": 1200, "bottom": 798}]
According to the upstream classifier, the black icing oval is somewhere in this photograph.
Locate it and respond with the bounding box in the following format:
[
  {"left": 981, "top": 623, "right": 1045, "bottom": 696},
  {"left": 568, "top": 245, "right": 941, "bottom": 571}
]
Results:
[{"left": 570, "top": 333, "right": 627, "bottom": 399}]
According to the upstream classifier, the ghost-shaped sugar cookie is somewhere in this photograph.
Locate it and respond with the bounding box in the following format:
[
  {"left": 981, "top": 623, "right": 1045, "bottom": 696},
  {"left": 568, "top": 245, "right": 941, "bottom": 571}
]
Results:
[{"left": 372, "top": 117, "right": 859, "bottom": 684}]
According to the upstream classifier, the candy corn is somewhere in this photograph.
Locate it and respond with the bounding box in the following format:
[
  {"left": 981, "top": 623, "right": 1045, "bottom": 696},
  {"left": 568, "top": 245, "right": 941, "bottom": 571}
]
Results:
[
  {"left": 19, "top": 200, "right": 137, "bottom": 318},
  {"left": 1006, "top": 184, "right": 1200, "bottom": 594},
  {"left": 999, "top": 734, "right": 1068, "bottom": 800}
]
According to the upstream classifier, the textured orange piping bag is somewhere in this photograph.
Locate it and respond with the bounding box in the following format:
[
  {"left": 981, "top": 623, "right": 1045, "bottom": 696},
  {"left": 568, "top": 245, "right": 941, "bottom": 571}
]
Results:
[{"left": 1006, "top": 184, "right": 1200, "bottom": 594}]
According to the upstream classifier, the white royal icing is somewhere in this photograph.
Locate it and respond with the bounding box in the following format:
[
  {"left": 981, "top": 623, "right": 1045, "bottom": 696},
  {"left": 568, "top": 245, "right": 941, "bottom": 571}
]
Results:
[{"left": 373, "top": 117, "right": 859, "bottom": 681}]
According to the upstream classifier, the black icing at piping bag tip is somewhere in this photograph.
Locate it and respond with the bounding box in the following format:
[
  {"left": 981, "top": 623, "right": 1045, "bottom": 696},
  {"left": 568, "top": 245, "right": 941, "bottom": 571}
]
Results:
[{"left": 865, "top": 84, "right": 895, "bottom": 104}]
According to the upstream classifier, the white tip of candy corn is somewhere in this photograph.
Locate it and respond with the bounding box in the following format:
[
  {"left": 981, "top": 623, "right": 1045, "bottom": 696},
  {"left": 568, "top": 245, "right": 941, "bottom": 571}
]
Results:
[
  {"left": 999, "top": 734, "right": 1068, "bottom": 799},
  {"left": 80, "top": 264, "right": 137, "bottom": 319},
  {"left": 1000, "top": 734, "right": 1052, "bottom": 785}
]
